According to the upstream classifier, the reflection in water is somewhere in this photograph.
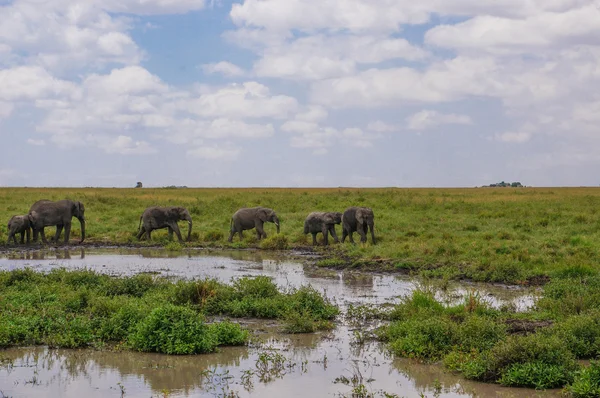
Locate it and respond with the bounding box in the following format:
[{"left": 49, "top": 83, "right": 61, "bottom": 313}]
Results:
[{"left": 0, "top": 248, "right": 549, "bottom": 397}]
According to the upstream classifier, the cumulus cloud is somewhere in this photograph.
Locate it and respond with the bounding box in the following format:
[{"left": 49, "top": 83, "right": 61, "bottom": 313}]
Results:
[
  {"left": 282, "top": 120, "right": 376, "bottom": 154},
  {"left": 26, "top": 138, "right": 45, "bottom": 146},
  {"left": 201, "top": 61, "right": 246, "bottom": 77},
  {"left": 407, "top": 110, "right": 472, "bottom": 130},
  {"left": 367, "top": 120, "right": 399, "bottom": 132}
]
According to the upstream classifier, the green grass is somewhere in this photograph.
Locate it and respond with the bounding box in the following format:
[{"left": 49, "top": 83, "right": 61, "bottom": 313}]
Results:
[
  {"left": 376, "top": 275, "right": 600, "bottom": 393},
  {"left": 0, "top": 268, "right": 338, "bottom": 354},
  {"left": 3, "top": 187, "right": 600, "bottom": 283}
]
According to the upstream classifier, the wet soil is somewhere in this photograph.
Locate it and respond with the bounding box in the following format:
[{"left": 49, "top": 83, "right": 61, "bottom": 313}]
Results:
[{"left": 0, "top": 249, "right": 557, "bottom": 398}]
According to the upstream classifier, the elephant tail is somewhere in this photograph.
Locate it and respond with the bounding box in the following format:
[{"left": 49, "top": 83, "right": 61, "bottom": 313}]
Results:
[
  {"left": 230, "top": 217, "right": 234, "bottom": 232},
  {"left": 137, "top": 215, "right": 143, "bottom": 233}
]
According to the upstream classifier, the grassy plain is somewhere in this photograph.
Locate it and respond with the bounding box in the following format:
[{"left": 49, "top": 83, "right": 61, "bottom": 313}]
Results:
[{"left": 2, "top": 187, "right": 600, "bottom": 283}]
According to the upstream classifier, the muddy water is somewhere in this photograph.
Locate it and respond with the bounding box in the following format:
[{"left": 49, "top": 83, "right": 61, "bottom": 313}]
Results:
[{"left": 0, "top": 249, "right": 555, "bottom": 398}]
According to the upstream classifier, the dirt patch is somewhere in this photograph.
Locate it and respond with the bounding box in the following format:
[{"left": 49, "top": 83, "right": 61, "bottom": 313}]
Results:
[{"left": 504, "top": 319, "right": 554, "bottom": 334}]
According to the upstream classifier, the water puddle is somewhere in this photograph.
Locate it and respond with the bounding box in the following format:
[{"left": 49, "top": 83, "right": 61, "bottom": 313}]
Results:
[{"left": 0, "top": 249, "right": 554, "bottom": 398}]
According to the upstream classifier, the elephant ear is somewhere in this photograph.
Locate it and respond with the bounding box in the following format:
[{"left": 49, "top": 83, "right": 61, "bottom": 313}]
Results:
[
  {"left": 74, "top": 202, "right": 85, "bottom": 218},
  {"left": 258, "top": 209, "right": 268, "bottom": 222},
  {"left": 28, "top": 211, "right": 37, "bottom": 225},
  {"left": 356, "top": 209, "right": 365, "bottom": 224}
]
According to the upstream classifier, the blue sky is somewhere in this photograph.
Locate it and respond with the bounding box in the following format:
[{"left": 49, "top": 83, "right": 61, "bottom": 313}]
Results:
[{"left": 1, "top": 0, "right": 599, "bottom": 187}]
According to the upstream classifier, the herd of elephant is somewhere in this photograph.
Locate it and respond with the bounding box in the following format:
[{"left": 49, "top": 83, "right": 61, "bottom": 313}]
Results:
[{"left": 6, "top": 199, "right": 376, "bottom": 246}]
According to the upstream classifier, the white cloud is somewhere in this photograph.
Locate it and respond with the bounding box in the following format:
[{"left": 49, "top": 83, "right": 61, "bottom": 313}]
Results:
[
  {"left": 0, "top": 66, "right": 79, "bottom": 102},
  {"left": 187, "top": 144, "right": 241, "bottom": 161},
  {"left": 91, "top": 135, "right": 157, "bottom": 155},
  {"left": 201, "top": 61, "right": 245, "bottom": 77},
  {"left": 407, "top": 110, "right": 473, "bottom": 130},
  {"left": 183, "top": 82, "right": 298, "bottom": 119},
  {"left": 367, "top": 120, "right": 399, "bottom": 132},
  {"left": 425, "top": 5, "right": 600, "bottom": 54},
  {"left": 26, "top": 138, "right": 45, "bottom": 146},
  {"left": 282, "top": 120, "right": 376, "bottom": 154},
  {"left": 495, "top": 131, "right": 532, "bottom": 143},
  {"left": 253, "top": 35, "right": 428, "bottom": 80}
]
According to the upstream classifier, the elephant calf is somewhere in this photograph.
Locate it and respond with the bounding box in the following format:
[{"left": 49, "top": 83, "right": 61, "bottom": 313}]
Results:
[
  {"left": 342, "top": 207, "right": 376, "bottom": 244},
  {"left": 304, "top": 212, "right": 342, "bottom": 246},
  {"left": 7, "top": 215, "right": 33, "bottom": 245},
  {"left": 228, "top": 207, "right": 280, "bottom": 242},
  {"left": 137, "top": 206, "right": 193, "bottom": 242}
]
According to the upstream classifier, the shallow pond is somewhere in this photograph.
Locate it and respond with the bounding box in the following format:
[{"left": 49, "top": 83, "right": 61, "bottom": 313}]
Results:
[{"left": 0, "top": 248, "right": 556, "bottom": 398}]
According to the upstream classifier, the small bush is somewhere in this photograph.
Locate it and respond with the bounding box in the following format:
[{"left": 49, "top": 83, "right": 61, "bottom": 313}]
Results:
[
  {"left": 259, "top": 234, "right": 289, "bottom": 250},
  {"left": 283, "top": 311, "right": 316, "bottom": 334},
  {"left": 499, "top": 361, "right": 573, "bottom": 389},
  {"left": 165, "top": 241, "right": 183, "bottom": 251},
  {"left": 233, "top": 276, "right": 279, "bottom": 299},
  {"left": 555, "top": 313, "right": 600, "bottom": 358},
  {"left": 129, "top": 304, "right": 218, "bottom": 354},
  {"left": 567, "top": 361, "right": 600, "bottom": 398},
  {"left": 207, "top": 321, "right": 249, "bottom": 346},
  {"left": 384, "top": 318, "right": 457, "bottom": 361},
  {"left": 204, "top": 230, "right": 224, "bottom": 242}
]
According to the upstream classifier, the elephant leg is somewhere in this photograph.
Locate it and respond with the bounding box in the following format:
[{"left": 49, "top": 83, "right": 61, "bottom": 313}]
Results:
[
  {"left": 9, "top": 232, "right": 17, "bottom": 245},
  {"left": 321, "top": 225, "right": 329, "bottom": 246},
  {"left": 239, "top": 230, "right": 243, "bottom": 241},
  {"left": 63, "top": 222, "right": 71, "bottom": 244},
  {"left": 348, "top": 227, "right": 356, "bottom": 244},
  {"left": 40, "top": 228, "right": 49, "bottom": 244},
  {"left": 228, "top": 228, "right": 234, "bottom": 243},
  {"left": 136, "top": 226, "right": 146, "bottom": 240},
  {"left": 147, "top": 229, "right": 152, "bottom": 240},
  {"left": 19, "top": 232, "right": 25, "bottom": 245},
  {"left": 311, "top": 232, "right": 318, "bottom": 246},
  {"left": 357, "top": 223, "right": 367, "bottom": 243},
  {"left": 26, "top": 228, "right": 30, "bottom": 244},
  {"left": 167, "top": 227, "right": 174, "bottom": 241},
  {"left": 369, "top": 224, "right": 376, "bottom": 244},
  {"left": 33, "top": 229, "right": 39, "bottom": 243},
  {"left": 171, "top": 223, "right": 184, "bottom": 242},
  {"left": 329, "top": 225, "right": 340, "bottom": 243},
  {"left": 53, "top": 224, "right": 63, "bottom": 243},
  {"left": 255, "top": 221, "right": 266, "bottom": 240},
  {"left": 341, "top": 227, "right": 348, "bottom": 243}
]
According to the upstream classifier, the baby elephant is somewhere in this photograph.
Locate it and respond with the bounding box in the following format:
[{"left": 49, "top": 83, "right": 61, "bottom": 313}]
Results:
[
  {"left": 137, "top": 206, "right": 193, "bottom": 242},
  {"left": 304, "top": 212, "right": 342, "bottom": 246},
  {"left": 342, "top": 207, "right": 376, "bottom": 244},
  {"left": 7, "top": 215, "right": 33, "bottom": 245},
  {"left": 228, "top": 207, "right": 280, "bottom": 242}
]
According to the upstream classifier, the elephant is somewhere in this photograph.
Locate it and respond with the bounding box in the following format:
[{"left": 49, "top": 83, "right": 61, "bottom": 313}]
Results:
[
  {"left": 136, "top": 206, "right": 192, "bottom": 242},
  {"left": 341, "top": 206, "right": 376, "bottom": 244},
  {"left": 303, "top": 211, "right": 342, "bottom": 246},
  {"left": 228, "top": 207, "right": 280, "bottom": 242},
  {"left": 29, "top": 199, "right": 86, "bottom": 244},
  {"left": 7, "top": 215, "right": 33, "bottom": 244}
]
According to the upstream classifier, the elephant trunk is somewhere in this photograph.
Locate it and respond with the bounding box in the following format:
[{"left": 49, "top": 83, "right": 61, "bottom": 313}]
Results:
[
  {"left": 186, "top": 217, "right": 192, "bottom": 241},
  {"left": 79, "top": 217, "right": 86, "bottom": 243},
  {"left": 274, "top": 218, "right": 280, "bottom": 234}
]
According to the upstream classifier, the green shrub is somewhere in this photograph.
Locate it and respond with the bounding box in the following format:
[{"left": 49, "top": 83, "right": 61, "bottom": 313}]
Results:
[
  {"left": 567, "top": 361, "right": 600, "bottom": 398},
  {"left": 499, "top": 361, "right": 573, "bottom": 389},
  {"left": 204, "top": 230, "right": 224, "bottom": 242},
  {"left": 384, "top": 318, "right": 457, "bottom": 361},
  {"left": 129, "top": 304, "right": 218, "bottom": 354},
  {"left": 207, "top": 321, "right": 249, "bottom": 346},
  {"left": 283, "top": 311, "right": 316, "bottom": 334},
  {"left": 259, "top": 234, "right": 289, "bottom": 250},
  {"left": 165, "top": 241, "right": 183, "bottom": 251},
  {"left": 233, "top": 276, "right": 279, "bottom": 299},
  {"left": 555, "top": 313, "right": 600, "bottom": 358},
  {"left": 456, "top": 316, "right": 506, "bottom": 352}
]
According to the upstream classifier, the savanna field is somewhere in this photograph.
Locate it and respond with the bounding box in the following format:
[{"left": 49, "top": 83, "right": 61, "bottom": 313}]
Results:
[
  {"left": 4, "top": 187, "right": 600, "bottom": 395},
  {"left": 2, "top": 186, "right": 600, "bottom": 283}
]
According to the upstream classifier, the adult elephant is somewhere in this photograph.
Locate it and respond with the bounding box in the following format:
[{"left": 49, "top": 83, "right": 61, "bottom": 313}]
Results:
[
  {"left": 228, "top": 207, "right": 280, "bottom": 242},
  {"left": 304, "top": 211, "right": 342, "bottom": 246},
  {"left": 136, "top": 206, "right": 192, "bottom": 242},
  {"left": 7, "top": 214, "right": 33, "bottom": 245},
  {"left": 29, "top": 199, "right": 86, "bottom": 244},
  {"left": 341, "top": 207, "right": 376, "bottom": 244}
]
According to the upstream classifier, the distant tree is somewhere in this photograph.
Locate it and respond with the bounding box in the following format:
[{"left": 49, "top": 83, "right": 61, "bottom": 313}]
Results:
[
  {"left": 511, "top": 182, "right": 523, "bottom": 187},
  {"left": 135, "top": 182, "right": 143, "bottom": 188}
]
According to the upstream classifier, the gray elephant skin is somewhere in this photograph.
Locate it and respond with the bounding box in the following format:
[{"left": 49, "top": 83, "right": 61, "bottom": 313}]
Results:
[
  {"left": 7, "top": 215, "right": 33, "bottom": 244},
  {"left": 29, "top": 199, "right": 86, "bottom": 244},
  {"left": 137, "top": 206, "right": 192, "bottom": 242},
  {"left": 304, "top": 211, "right": 342, "bottom": 246},
  {"left": 228, "top": 207, "right": 280, "bottom": 242},
  {"left": 342, "top": 207, "right": 376, "bottom": 244}
]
